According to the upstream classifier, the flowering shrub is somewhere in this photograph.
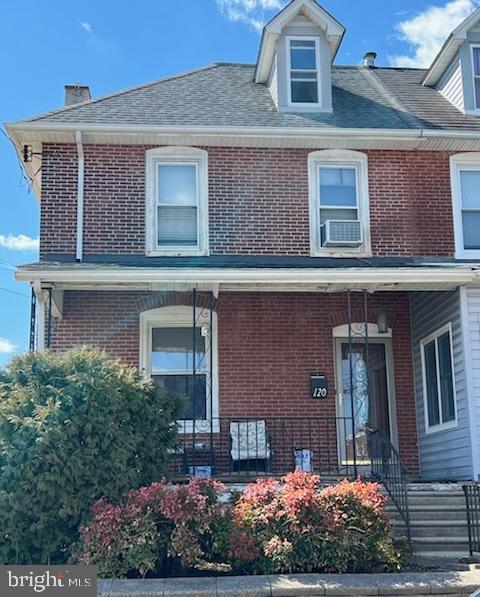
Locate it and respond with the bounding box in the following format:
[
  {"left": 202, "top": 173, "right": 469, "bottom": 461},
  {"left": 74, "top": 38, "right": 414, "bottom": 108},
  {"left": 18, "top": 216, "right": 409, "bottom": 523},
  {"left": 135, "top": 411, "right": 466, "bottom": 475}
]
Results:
[
  {"left": 78, "top": 478, "right": 228, "bottom": 578},
  {"left": 229, "top": 472, "right": 402, "bottom": 574}
]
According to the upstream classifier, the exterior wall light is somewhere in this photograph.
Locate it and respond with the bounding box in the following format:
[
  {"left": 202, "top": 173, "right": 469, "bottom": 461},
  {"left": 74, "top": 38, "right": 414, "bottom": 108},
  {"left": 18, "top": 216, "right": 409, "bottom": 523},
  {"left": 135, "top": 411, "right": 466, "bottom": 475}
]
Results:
[{"left": 376, "top": 308, "right": 389, "bottom": 334}]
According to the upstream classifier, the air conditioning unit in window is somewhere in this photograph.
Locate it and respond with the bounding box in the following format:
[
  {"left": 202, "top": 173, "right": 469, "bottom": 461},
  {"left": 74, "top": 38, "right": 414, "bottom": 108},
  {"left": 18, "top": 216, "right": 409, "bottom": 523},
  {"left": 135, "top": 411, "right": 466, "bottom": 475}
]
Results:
[{"left": 322, "top": 220, "right": 362, "bottom": 247}]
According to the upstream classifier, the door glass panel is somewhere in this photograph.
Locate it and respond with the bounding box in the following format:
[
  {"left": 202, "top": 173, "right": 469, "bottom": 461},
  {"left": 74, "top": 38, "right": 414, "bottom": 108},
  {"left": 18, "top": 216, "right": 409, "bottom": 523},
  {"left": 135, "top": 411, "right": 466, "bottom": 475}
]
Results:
[{"left": 340, "top": 343, "right": 390, "bottom": 464}]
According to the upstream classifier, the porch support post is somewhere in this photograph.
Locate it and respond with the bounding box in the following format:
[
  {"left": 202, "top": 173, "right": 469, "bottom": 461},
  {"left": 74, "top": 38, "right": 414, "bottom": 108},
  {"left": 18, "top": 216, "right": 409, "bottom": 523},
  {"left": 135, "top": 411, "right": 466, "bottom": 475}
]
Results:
[
  {"left": 192, "top": 287, "right": 197, "bottom": 473},
  {"left": 347, "top": 290, "right": 358, "bottom": 478},
  {"left": 209, "top": 291, "right": 214, "bottom": 471},
  {"left": 364, "top": 290, "right": 370, "bottom": 472},
  {"left": 46, "top": 287, "right": 53, "bottom": 349},
  {"left": 33, "top": 282, "right": 45, "bottom": 352}
]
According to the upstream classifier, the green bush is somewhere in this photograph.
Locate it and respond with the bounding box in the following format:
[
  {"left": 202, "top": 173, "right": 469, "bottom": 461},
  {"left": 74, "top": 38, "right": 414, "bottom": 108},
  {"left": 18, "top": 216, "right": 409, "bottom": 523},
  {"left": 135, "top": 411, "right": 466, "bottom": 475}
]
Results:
[
  {"left": 0, "top": 347, "right": 182, "bottom": 565},
  {"left": 229, "top": 472, "right": 403, "bottom": 574},
  {"left": 77, "top": 478, "right": 228, "bottom": 578}
]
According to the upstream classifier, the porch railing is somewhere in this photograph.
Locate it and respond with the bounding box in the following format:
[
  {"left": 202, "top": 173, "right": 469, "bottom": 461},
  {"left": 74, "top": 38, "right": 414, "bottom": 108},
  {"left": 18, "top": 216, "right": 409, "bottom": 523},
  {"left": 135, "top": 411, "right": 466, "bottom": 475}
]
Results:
[
  {"left": 170, "top": 416, "right": 361, "bottom": 480},
  {"left": 368, "top": 429, "right": 411, "bottom": 543},
  {"left": 463, "top": 483, "right": 480, "bottom": 555}
]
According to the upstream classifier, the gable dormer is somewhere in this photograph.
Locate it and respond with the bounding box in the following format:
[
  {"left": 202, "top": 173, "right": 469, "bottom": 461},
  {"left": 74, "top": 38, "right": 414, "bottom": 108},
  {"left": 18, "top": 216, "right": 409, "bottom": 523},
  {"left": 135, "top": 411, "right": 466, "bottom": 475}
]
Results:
[
  {"left": 423, "top": 8, "right": 480, "bottom": 116},
  {"left": 255, "top": 0, "right": 345, "bottom": 113}
]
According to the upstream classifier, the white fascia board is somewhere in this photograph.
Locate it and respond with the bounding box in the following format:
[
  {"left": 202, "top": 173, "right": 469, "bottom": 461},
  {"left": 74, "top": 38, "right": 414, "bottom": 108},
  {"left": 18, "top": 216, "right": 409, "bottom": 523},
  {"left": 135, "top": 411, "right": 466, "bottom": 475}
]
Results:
[
  {"left": 15, "top": 266, "right": 478, "bottom": 286},
  {"left": 423, "top": 37, "right": 464, "bottom": 86}
]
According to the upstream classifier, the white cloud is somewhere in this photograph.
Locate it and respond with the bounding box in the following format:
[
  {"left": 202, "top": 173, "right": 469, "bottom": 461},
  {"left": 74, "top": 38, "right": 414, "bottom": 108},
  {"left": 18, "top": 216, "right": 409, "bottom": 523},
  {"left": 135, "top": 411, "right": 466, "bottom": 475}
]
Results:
[
  {"left": 216, "top": 0, "right": 287, "bottom": 32},
  {"left": 80, "top": 21, "right": 92, "bottom": 33},
  {"left": 0, "top": 338, "right": 15, "bottom": 354},
  {"left": 0, "top": 234, "right": 39, "bottom": 251},
  {"left": 389, "top": 0, "right": 479, "bottom": 68}
]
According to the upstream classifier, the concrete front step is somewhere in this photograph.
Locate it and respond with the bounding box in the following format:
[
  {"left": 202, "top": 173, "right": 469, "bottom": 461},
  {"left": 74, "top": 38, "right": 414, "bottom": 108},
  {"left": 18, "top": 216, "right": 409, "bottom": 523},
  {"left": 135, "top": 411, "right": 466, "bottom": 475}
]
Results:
[
  {"left": 394, "top": 520, "right": 468, "bottom": 539},
  {"left": 411, "top": 536, "right": 470, "bottom": 553},
  {"left": 387, "top": 505, "right": 467, "bottom": 521},
  {"left": 406, "top": 494, "right": 466, "bottom": 507}
]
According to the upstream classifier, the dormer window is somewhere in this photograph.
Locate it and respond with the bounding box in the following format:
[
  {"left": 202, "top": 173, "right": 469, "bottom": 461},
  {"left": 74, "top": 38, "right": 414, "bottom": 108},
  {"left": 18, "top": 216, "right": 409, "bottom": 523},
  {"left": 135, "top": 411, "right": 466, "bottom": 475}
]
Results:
[
  {"left": 287, "top": 37, "right": 320, "bottom": 105},
  {"left": 472, "top": 46, "right": 480, "bottom": 109}
]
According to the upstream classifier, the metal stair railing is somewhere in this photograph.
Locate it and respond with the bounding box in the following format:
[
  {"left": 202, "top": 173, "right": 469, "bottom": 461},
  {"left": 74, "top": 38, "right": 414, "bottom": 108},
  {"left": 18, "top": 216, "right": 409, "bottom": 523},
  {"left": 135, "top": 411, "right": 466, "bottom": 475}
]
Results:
[
  {"left": 463, "top": 482, "right": 480, "bottom": 556},
  {"left": 368, "top": 428, "right": 411, "bottom": 544}
]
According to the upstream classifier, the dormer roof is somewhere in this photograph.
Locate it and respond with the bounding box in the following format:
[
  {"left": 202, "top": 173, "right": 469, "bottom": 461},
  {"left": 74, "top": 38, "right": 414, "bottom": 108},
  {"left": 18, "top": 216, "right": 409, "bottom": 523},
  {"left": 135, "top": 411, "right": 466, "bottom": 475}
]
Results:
[
  {"left": 423, "top": 7, "right": 480, "bottom": 86},
  {"left": 254, "top": 0, "right": 345, "bottom": 84}
]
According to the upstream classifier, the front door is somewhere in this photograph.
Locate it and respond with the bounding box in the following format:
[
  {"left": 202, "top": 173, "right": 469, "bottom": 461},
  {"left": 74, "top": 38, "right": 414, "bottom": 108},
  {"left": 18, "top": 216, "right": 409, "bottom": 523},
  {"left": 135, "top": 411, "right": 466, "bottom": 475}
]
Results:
[{"left": 335, "top": 340, "right": 395, "bottom": 466}]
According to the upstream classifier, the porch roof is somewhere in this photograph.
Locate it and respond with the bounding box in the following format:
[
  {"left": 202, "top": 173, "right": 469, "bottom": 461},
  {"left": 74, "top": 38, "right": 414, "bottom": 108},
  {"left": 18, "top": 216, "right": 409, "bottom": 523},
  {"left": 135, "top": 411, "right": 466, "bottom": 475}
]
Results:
[{"left": 16, "top": 256, "right": 480, "bottom": 293}]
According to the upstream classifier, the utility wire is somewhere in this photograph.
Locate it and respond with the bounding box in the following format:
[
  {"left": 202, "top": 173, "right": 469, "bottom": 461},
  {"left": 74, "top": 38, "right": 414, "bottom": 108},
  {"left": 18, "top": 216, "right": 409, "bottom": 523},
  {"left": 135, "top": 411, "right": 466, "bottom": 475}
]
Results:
[{"left": 0, "top": 286, "right": 30, "bottom": 299}]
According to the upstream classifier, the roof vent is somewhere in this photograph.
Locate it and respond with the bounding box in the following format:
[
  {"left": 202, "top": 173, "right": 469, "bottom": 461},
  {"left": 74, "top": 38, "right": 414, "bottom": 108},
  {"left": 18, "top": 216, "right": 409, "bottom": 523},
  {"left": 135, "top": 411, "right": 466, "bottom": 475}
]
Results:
[
  {"left": 363, "top": 52, "right": 377, "bottom": 68},
  {"left": 64, "top": 84, "right": 91, "bottom": 106}
]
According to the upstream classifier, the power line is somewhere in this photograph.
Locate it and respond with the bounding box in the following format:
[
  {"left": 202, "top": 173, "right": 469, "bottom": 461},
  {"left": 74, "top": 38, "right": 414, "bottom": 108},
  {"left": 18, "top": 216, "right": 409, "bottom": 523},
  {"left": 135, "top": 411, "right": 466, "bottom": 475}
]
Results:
[{"left": 0, "top": 286, "right": 30, "bottom": 298}]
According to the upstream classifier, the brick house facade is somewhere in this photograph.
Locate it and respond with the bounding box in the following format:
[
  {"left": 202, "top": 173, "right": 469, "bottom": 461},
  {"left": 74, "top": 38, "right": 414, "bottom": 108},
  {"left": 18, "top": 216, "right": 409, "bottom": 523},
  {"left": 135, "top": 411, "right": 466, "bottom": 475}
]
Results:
[{"left": 9, "top": 0, "right": 480, "bottom": 482}]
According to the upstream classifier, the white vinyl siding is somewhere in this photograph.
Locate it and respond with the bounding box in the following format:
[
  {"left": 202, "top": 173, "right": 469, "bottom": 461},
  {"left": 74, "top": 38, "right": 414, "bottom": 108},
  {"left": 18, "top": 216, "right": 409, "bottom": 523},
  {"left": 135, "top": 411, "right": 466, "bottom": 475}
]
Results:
[
  {"left": 438, "top": 58, "right": 465, "bottom": 112},
  {"left": 411, "top": 290, "right": 472, "bottom": 480}
]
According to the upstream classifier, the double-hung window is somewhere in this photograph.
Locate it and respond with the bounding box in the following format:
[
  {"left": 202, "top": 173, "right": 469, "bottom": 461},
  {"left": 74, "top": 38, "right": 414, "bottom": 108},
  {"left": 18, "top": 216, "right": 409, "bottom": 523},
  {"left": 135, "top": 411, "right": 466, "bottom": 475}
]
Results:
[
  {"left": 420, "top": 323, "right": 457, "bottom": 433},
  {"left": 450, "top": 154, "right": 480, "bottom": 257},
  {"left": 472, "top": 46, "right": 480, "bottom": 110},
  {"left": 287, "top": 37, "right": 320, "bottom": 105},
  {"left": 141, "top": 306, "right": 218, "bottom": 432},
  {"left": 308, "top": 150, "right": 370, "bottom": 255},
  {"left": 146, "top": 147, "right": 208, "bottom": 256}
]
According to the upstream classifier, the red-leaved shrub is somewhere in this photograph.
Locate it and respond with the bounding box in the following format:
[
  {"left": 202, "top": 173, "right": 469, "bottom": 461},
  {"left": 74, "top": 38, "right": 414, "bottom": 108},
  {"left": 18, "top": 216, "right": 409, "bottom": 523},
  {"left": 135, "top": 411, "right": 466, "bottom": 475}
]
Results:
[
  {"left": 229, "top": 472, "right": 402, "bottom": 574},
  {"left": 77, "top": 478, "right": 227, "bottom": 578}
]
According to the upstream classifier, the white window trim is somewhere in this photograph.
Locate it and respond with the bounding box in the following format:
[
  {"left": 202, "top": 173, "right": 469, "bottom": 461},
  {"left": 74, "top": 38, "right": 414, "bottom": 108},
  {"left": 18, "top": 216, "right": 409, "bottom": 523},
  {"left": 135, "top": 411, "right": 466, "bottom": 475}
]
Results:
[
  {"left": 470, "top": 44, "right": 480, "bottom": 114},
  {"left": 139, "top": 305, "right": 219, "bottom": 434},
  {"left": 286, "top": 35, "right": 322, "bottom": 109},
  {"left": 450, "top": 152, "right": 480, "bottom": 259},
  {"left": 146, "top": 146, "right": 209, "bottom": 257},
  {"left": 420, "top": 322, "right": 458, "bottom": 435},
  {"left": 308, "top": 149, "right": 371, "bottom": 257}
]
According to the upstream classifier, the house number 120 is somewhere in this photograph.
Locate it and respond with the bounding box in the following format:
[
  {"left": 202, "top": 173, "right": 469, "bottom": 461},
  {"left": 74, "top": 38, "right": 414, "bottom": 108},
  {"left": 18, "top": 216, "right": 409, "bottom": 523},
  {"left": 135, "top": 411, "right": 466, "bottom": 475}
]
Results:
[{"left": 312, "top": 387, "right": 327, "bottom": 398}]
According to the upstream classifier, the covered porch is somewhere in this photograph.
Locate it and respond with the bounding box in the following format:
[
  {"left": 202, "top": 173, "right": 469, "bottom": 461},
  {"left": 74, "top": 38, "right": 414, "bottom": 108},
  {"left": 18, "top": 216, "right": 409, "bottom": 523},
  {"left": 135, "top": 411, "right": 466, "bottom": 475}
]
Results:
[{"left": 20, "top": 259, "right": 478, "bottom": 483}]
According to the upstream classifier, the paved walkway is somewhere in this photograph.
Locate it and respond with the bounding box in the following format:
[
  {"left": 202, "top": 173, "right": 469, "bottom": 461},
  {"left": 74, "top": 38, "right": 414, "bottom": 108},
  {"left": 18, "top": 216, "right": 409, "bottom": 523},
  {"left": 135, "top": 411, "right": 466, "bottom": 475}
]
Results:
[{"left": 98, "top": 570, "right": 480, "bottom": 596}]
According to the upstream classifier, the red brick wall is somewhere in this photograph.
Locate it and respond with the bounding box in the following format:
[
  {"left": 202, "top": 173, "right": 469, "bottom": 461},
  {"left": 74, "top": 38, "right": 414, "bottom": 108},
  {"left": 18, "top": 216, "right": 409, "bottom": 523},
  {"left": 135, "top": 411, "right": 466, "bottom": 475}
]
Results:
[
  {"left": 40, "top": 144, "right": 455, "bottom": 258},
  {"left": 49, "top": 290, "right": 419, "bottom": 473}
]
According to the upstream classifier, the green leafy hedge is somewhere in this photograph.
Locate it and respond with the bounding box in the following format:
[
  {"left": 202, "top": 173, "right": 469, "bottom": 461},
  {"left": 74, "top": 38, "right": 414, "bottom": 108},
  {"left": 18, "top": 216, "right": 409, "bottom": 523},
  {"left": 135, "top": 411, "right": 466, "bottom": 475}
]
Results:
[{"left": 0, "top": 347, "right": 181, "bottom": 565}]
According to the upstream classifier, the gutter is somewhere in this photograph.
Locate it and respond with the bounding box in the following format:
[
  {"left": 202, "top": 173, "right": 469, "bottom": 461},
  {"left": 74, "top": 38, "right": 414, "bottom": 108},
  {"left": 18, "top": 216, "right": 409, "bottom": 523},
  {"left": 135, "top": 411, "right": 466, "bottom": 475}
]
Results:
[
  {"left": 75, "top": 131, "right": 84, "bottom": 262},
  {"left": 8, "top": 121, "right": 480, "bottom": 139},
  {"left": 14, "top": 265, "right": 480, "bottom": 285}
]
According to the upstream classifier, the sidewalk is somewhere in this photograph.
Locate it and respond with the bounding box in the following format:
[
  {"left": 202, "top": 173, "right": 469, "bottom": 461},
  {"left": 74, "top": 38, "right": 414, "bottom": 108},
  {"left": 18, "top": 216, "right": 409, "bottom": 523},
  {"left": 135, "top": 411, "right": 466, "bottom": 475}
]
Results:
[{"left": 98, "top": 570, "right": 480, "bottom": 596}]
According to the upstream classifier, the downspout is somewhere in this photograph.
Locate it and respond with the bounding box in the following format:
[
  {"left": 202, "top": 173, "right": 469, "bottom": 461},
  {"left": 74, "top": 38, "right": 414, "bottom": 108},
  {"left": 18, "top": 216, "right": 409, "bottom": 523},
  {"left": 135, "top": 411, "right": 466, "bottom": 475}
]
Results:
[{"left": 75, "top": 130, "right": 84, "bottom": 261}]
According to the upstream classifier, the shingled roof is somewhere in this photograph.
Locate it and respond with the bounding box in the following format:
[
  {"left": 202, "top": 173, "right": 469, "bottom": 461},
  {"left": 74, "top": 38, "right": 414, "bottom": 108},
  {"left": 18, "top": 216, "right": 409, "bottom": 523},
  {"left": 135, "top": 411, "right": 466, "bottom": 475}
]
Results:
[{"left": 19, "top": 63, "right": 480, "bottom": 132}]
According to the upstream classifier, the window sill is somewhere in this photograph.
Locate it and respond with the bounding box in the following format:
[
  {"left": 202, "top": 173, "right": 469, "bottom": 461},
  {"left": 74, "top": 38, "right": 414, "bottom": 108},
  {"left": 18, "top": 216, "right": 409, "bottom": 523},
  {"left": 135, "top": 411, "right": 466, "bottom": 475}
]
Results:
[
  {"left": 310, "top": 248, "right": 372, "bottom": 258},
  {"left": 177, "top": 420, "right": 220, "bottom": 434},
  {"left": 282, "top": 105, "right": 333, "bottom": 113},
  {"left": 455, "top": 250, "right": 480, "bottom": 259},
  {"left": 424, "top": 419, "right": 458, "bottom": 435},
  {"left": 146, "top": 248, "right": 209, "bottom": 257}
]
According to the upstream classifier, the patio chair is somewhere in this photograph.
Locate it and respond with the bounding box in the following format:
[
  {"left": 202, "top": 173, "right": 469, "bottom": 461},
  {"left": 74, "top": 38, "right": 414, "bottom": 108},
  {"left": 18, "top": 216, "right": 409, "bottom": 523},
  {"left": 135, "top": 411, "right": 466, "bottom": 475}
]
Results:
[{"left": 229, "top": 420, "right": 271, "bottom": 473}]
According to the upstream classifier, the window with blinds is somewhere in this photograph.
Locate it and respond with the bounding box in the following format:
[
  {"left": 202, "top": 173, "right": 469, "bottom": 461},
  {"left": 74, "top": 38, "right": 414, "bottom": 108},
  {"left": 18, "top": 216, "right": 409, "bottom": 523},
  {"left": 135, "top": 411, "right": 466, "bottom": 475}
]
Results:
[{"left": 156, "top": 163, "right": 198, "bottom": 247}]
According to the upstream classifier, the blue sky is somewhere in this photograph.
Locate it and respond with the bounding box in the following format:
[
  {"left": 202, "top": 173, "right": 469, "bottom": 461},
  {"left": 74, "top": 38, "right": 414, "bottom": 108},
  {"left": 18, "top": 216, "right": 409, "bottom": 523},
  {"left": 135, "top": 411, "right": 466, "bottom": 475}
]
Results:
[{"left": 0, "top": 0, "right": 478, "bottom": 366}]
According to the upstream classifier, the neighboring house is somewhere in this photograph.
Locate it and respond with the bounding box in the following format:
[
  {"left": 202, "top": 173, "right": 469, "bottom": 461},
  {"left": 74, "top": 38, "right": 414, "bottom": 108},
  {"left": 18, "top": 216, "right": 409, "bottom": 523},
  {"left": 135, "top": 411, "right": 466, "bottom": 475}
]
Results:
[{"left": 7, "top": 0, "right": 480, "bottom": 483}]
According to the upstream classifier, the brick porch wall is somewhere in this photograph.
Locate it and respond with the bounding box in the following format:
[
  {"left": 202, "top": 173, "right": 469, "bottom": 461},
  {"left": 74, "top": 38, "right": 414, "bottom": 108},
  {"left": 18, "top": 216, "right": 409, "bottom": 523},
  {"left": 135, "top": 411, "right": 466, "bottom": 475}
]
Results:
[
  {"left": 49, "top": 290, "right": 419, "bottom": 473},
  {"left": 40, "top": 144, "right": 454, "bottom": 259}
]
